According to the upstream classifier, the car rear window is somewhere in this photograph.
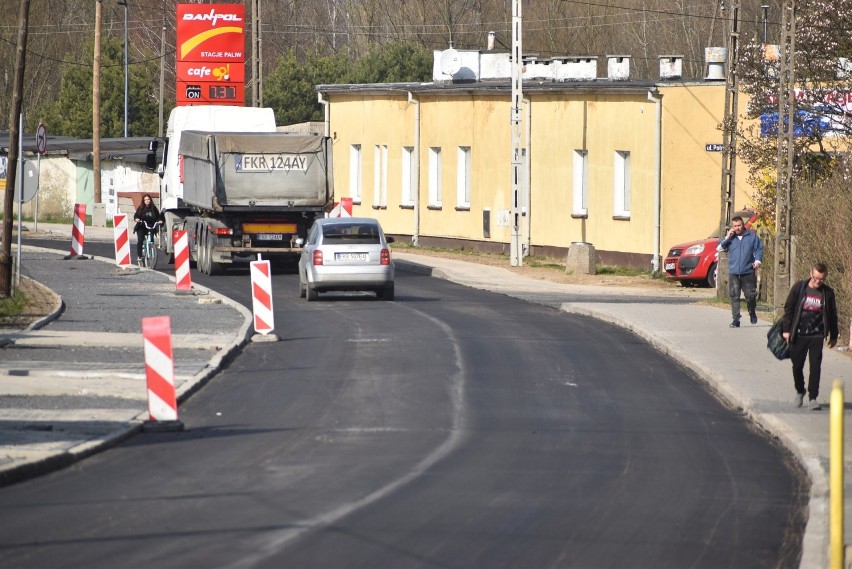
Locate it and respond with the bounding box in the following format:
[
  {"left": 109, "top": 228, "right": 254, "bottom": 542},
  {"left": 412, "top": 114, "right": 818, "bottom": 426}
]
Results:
[{"left": 322, "top": 223, "right": 381, "bottom": 244}]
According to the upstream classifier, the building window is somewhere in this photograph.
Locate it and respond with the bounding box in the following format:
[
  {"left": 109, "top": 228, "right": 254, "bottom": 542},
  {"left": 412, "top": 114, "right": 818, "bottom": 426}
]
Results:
[
  {"left": 572, "top": 150, "right": 588, "bottom": 216},
  {"left": 349, "top": 144, "right": 361, "bottom": 202},
  {"left": 613, "top": 150, "right": 631, "bottom": 218},
  {"left": 428, "top": 147, "right": 442, "bottom": 207},
  {"left": 373, "top": 144, "right": 388, "bottom": 208},
  {"left": 401, "top": 146, "right": 415, "bottom": 206},
  {"left": 456, "top": 146, "right": 471, "bottom": 209}
]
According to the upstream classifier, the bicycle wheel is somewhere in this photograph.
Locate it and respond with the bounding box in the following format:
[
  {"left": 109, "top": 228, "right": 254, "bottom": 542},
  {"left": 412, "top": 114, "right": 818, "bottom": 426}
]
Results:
[{"left": 148, "top": 236, "right": 158, "bottom": 269}]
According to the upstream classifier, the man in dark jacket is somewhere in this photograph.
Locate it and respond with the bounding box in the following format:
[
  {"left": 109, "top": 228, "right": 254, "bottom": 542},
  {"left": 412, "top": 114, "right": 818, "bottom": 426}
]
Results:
[
  {"left": 782, "top": 263, "right": 838, "bottom": 411},
  {"left": 716, "top": 216, "right": 764, "bottom": 328}
]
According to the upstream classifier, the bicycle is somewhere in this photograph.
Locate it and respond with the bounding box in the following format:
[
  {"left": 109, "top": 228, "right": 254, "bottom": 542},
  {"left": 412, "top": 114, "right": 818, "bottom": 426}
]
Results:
[{"left": 139, "top": 221, "right": 160, "bottom": 269}]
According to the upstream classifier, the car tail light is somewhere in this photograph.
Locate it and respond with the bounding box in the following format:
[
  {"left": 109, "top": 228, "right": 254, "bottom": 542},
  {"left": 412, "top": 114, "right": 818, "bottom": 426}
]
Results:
[
  {"left": 213, "top": 227, "right": 232, "bottom": 236},
  {"left": 312, "top": 250, "right": 323, "bottom": 266},
  {"left": 380, "top": 248, "right": 390, "bottom": 265}
]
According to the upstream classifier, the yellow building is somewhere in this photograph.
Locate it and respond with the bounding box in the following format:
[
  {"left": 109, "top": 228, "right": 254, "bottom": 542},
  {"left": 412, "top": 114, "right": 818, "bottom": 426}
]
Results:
[{"left": 318, "top": 52, "right": 755, "bottom": 269}]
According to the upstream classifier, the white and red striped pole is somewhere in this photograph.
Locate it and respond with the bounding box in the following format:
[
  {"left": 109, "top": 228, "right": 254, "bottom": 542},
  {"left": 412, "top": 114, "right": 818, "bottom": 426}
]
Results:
[
  {"left": 329, "top": 197, "right": 353, "bottom": 218},
  {"left": 173, "top": 229, "right": 192, "bottom": 293},
  {"left": 250, "top": 258, "right": 276, "bottom": 340},
  {"left": 113, "top": 214, "right": 131, "bottom": 267},
  {"left": 69, "top": 203, "right": 86, "bottom": 256},
  {"left": 142, "top": 316, "right": 183, "bottom": 431}
]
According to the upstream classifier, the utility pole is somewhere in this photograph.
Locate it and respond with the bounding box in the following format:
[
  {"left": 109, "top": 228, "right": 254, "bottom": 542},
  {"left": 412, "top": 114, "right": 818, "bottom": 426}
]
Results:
[
  {"left": 716, "top": 2, "right": 740, "bottom": 300},
  {"left": 119, "top": 0, "right": 128, "bottom": 137},
  {"left": 773, "top": 0, "right": 796, "bottom": 314},
  {"left": 158, "top": 20, "right": 165, "bottom": 137},
  {"left": 509, "top": 0, "right": 523, "bottom": 267},
  {"left": 252, "top": 0, "right": 262, "bottom": 107},
  {"left": 1, "top": 0, "right": 30, "bottom": 297},
  {"left": 93, "top": 0, "right": 102, "bottom": 204}
]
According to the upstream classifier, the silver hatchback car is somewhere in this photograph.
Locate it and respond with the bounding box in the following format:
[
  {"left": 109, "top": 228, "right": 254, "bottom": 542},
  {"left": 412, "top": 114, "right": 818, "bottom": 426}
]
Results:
[{"left": 297, "top": 217, "right": 396, "bottom": 301}]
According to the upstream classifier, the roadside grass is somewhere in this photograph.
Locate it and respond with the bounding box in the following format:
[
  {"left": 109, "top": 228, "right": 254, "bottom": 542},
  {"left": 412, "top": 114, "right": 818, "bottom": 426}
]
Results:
[{"left": 0, "top": 291, "right": 27, "bottom": 318}]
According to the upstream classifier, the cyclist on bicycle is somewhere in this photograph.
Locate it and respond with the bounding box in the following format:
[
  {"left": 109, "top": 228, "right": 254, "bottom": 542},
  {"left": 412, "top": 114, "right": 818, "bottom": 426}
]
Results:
[{"left": 133, "top": 193, "right": 163, "bottom": 264}]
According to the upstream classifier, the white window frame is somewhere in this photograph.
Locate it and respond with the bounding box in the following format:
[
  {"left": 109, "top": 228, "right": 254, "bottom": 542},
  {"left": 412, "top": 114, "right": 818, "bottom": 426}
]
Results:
[
  {"left": 428, "top": 147, "right": 442, "bottom": 207},
  {"left": 572, "top": 150, "right": 588, "bottom": 216},
  {"left": 456, "top": 146, "right": 471, "bottom": 208},
  {"left": 349, "top": 144, "right": 362, "bottom": 202},
  {"left": 373, "top": 144, "right": 388, "bottom": 207},
  {"left": 613, "top": 150, "right": 631, "bottom": 217},
  {"left": 401, "top": 146, "right": 415, "bottom": 206}
]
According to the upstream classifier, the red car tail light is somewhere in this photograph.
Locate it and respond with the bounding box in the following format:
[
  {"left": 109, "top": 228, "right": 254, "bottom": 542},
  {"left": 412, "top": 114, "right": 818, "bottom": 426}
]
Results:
[
  {"left": 380, "top": 248, "right": 390, "bottom": 265},
  {"left": 312, "top": 250, "right": 323, "bottom": 266}
]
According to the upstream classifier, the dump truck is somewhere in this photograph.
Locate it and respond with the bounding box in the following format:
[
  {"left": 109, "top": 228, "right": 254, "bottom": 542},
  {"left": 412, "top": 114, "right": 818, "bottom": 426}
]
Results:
[{"left": 156, "top": 106, "right": 333, "bottom": 274}]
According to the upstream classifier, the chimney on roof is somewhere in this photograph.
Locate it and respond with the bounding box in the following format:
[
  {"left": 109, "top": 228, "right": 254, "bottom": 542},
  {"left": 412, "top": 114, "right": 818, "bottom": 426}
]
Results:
[
  {"left": 487, "top": 31, "right": 496, "bottom": 51},
  {"left": 659, "top": 56, "right": 683, "bottom": 80},
  {"left": 607, "top": 55, "right": 630, "bottom": 81}
]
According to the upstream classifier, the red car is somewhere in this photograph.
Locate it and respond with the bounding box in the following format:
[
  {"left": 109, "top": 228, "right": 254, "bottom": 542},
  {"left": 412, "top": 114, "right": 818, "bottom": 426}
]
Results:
[{"left": 663, "top": 210, "right": 757, "bottom": 288}]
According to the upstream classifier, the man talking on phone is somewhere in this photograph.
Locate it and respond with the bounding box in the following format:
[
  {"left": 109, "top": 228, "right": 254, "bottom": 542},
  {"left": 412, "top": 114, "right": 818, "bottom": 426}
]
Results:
[{"left": 716, "top": 216, "right": 764, "bottom": 328}]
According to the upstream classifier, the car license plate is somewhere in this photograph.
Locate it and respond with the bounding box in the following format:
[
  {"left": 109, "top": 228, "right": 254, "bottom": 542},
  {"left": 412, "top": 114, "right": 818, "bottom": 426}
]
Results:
[
  {"left": 336, "top": 253, "right": 367, "bottom": 262},
  {"left": 256, "top": 233, "right": 283, "bottom": 241},
  {"left": 665, "top": 262, "right": 676, "bottom": 271},
  {"left": 235, "top": 154, "right": 308, "bottom": 172}
]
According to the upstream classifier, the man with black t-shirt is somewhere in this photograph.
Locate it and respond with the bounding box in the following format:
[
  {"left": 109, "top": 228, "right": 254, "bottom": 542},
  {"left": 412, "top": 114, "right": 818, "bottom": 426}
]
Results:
[{"left": 782, "top": 263, "right": 839, "bottom": 410}]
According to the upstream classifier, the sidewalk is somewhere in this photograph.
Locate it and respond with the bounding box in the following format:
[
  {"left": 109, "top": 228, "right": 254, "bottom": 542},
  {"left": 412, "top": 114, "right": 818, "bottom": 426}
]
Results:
[
  {"left": 2, "top": 223, "right": 848, "bottom": 568},
  {"left": 0, "top": 232, "right": 252, "bottom": 487}
]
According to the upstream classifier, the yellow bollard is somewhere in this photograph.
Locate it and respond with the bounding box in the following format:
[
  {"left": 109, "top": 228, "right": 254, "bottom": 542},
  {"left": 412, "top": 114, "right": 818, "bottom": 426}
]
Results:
[{"left": 830, "top": 379, "right": 844, "bottom": 569}]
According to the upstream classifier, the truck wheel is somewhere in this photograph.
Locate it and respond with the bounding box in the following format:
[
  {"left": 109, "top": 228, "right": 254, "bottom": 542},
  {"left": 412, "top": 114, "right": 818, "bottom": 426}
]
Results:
[
  {"left": 158, "top": 231, "right": 174, "bottom": 265},
  {"left": 203, "top": 227, "right": 224, "bottom": 275},
  {"left": 208, "top": 246, "right": 224, "bottom": 275},
  {"left": 306, "top": 282, "right": 318, "bottom": 301},
  {"left": 198, "top": 230, "right": 209, "bottom": 274}
]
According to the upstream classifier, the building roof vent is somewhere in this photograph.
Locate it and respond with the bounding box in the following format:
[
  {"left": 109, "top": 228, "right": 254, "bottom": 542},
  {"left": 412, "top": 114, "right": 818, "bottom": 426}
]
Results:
[{"left": 705, "top": 47, "right": 727, "bottom": 81}]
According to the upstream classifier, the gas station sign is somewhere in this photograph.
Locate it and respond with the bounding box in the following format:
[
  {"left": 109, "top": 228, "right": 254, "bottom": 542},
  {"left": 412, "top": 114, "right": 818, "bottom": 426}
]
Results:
[{"left": 176, "top": 3, "right": 245, "bottom": 106}]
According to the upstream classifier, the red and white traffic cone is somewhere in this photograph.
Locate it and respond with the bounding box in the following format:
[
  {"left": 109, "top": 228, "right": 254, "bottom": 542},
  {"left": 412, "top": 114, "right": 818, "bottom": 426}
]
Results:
[
  {"left": 250, "top": 258, "right": 277, "bottom": 341},
  {"left": 113, "top": 214, "right": 131, "bottom": 267},
  {"left": 142, "top": 316, "right": 184, "bottom": 431},
  {"left": 65, "top": 203, "right": 87, "bottom": 259},
  {"left": 173, "top": 229, "right": 192, "bottom": 293}
]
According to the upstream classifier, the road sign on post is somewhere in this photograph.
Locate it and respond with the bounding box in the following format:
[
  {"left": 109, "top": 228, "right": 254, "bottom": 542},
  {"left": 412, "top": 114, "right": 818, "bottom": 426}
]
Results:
[{"left": 36, "top": 122, "right": 47, "bottom": 155}]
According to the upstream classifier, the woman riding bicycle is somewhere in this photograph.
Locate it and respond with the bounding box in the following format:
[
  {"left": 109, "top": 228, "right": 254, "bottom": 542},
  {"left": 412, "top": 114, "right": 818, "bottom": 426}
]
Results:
[{"left": 133, "top": 193, "right": 163, "bottom": 264}]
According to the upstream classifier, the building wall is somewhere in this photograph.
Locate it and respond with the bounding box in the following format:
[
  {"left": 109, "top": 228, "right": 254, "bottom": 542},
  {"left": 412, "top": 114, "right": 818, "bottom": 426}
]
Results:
[
  {"left": 21, "top": 156, "right": 160, "bottom": 221},
  {"left": 529, "top": 93, "right": 657, "bottom": 257},
  {"left": 658, "top": 84, "right": 755, "bottom": 249},
  {"left": 326, "top": 81, "right": 759, "bottom": 267}
]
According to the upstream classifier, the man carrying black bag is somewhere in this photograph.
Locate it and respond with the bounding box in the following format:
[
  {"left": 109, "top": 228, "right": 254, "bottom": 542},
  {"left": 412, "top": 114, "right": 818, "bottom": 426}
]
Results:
[{"left": 782, "top": 263, "right": 838, "bottom": 411}]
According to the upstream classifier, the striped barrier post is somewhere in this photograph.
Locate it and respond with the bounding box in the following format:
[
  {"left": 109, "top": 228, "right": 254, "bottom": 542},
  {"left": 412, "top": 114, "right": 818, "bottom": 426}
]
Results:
[
  {"left": 173, "top": 230, "right": 192, "bottom": 293},
  {"left": 113, "top": 214, "right": 131, "bottom": 267},
  {"left": 250, "top": 258, "right": 277, "bottom": 341},
  {"left": 142, "top": 316, "right": 184, "bottom": 431},
  {"left": 328, "top": 197, "right": 353, "bottom": 218},
  {"left": 68, "top": 203, "right": 86, "bottom": 257}
]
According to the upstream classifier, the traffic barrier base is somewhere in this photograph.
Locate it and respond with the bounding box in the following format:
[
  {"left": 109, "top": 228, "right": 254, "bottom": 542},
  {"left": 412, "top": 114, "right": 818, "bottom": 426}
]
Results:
[
  {"left": 173, "top": 230, "right": 193, "bottom": 295},
  {"left": 142, "top": 315, "right": 184, "bottom": 432},
  {"left": 64, "top": 203, "right": 90, "bottom": 260},
  {"left": 250, "top": 258, "right": 278, "bottom": 342},
  {"left": 113, "top": 214, "right": 132, "bottom": 267}
]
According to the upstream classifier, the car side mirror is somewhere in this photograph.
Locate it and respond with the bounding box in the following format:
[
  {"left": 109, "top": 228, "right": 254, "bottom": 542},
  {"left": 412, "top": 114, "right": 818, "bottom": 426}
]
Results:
[
  {"left": 295, "top": 237, "right": 305, "bottom": 247},
  {"left": 386, "top": 236, "right": 395, "bottom": 244}
]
